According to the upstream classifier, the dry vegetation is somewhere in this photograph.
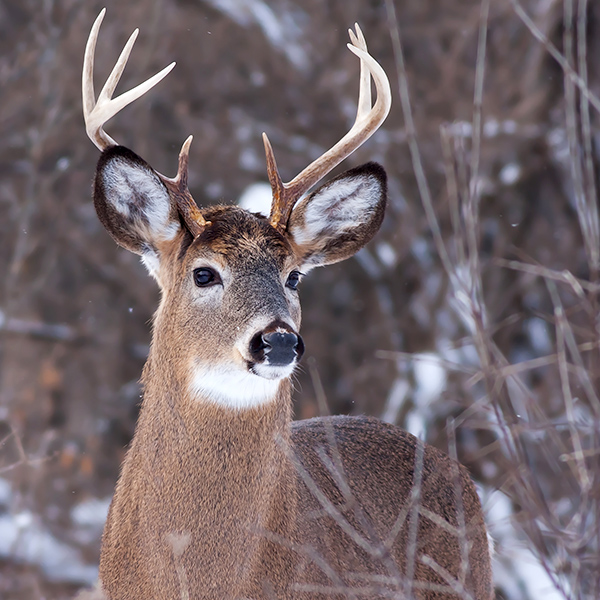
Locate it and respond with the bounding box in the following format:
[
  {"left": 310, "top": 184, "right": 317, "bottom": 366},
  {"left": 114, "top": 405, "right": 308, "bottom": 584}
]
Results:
[{"left": 0, "top": 0, "right": 599, "bottom": 598}]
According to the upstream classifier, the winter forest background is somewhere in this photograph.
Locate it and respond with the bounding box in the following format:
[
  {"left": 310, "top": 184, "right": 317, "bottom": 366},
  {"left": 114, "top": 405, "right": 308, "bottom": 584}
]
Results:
[{"left": 1, "top": 0, "right": 599, "bottom": 598}]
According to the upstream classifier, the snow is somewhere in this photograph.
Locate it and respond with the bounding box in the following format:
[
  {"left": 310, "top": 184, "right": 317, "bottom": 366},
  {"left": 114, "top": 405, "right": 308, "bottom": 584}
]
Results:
[
  {"left": 381, "top": 377, "right": 409, "bottom": 424},
  {"left": 483, "top": 119, "right": 500, "bottom": 138},
  {"left": 238, "top": 181, "right": 272, "bottom": 216},
  {"left": 0, "top": 480, "right": 107, "bottom": 584},
  {"left": 484, "top": 488, "right": 568, "bottom": 600},
  {"left": 404, "top": 353, "right": 448, "bottom": 437},
  {"left": 375, "top": 241, "right": 397, "bottom": 269},
  {"left": 525, "top": 317, "right": 552, "bottom": 354},
  {"left": 449, "top": 263, "right": 481, "bottom": 336},
  {"left": 405, "top": 411, "right": 425, "bottom": 438},
  {"left": 448, "top": 118, "right": 520, "bottom": 139},
  {"left": 71, "top": 496, "right": 112, "bottom": 546},
  {"left": 447, "top": 120, "right": 473, "bottom": 138},
  {"left": 413, "top": 352, "right": 447, "bottom": 408},
  {"left": 547, "top": 127, "right": 569, "bottom": 162},
  {"left": 0, "top": 510, "right": 98, "bottom": 583},
  {"left": 499, "top": 162, "right": 521, "bottom": 185},
  {"left": 71, "top": 496, "right": 111, "bottom": 529}
]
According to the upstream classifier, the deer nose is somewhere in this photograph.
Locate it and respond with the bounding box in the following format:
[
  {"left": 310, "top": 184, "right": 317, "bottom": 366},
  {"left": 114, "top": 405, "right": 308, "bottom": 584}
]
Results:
[{"left": 249, "top": 327, "right": 305, "bottom": 366}]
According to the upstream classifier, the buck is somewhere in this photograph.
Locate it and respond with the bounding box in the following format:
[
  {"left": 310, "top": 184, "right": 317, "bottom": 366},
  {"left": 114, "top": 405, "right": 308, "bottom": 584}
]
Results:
[{"left": 81, "top": 9, "right": 492, "bottom": 600}]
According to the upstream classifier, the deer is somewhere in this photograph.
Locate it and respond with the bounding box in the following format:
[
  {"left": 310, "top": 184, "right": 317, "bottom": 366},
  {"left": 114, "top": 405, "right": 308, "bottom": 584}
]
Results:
[{"left": 80, "top": 9, "right": 493, "bottom": 600}]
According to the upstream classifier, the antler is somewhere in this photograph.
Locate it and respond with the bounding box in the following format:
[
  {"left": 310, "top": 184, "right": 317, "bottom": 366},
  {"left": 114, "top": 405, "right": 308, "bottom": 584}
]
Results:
[
  {"left": 159, "top": 135, "right": 208, "bottom": 237},
  {"left": 83, "top": 9, "right": 209, "bottom": 233},
  {"left": 82, "top": 9, "right": 175, "bottom": 151},
  {"left": 264, "top": 24, "right": 392, "bottom": 231}
]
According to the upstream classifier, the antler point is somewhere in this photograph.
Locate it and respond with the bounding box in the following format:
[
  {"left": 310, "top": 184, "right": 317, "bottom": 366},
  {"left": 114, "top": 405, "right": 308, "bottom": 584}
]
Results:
[{"left": 180, "top": 135, "right": 193, "bottom": 158}]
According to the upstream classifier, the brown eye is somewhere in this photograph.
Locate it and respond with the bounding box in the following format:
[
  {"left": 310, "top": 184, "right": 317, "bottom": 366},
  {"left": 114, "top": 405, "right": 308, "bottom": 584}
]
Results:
[
  {"left": 193, "top": 268, "right": 221, "bottom": 287},
  {"left": 286, "top": 271, "right": 302, "bottom": 290}
]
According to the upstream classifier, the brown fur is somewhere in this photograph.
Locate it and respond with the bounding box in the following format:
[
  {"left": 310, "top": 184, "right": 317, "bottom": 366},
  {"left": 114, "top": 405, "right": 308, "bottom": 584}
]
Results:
[
  {"left": 91, "top": 147, "right": 492, "bottom": 599},
  {"left": 99, "top": 383, "right": 492, "bottom": 599}
]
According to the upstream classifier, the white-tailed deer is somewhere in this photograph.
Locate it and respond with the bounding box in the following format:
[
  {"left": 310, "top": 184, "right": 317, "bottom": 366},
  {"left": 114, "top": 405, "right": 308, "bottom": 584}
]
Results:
[{"left": 81, "top": 10, "right": 492, "bottom": 600}]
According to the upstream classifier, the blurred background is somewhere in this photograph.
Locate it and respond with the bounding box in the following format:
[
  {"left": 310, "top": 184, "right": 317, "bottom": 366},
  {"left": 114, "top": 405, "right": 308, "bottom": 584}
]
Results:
[{"left": 1, "top": 0, "right": 599, "bottom": 598}]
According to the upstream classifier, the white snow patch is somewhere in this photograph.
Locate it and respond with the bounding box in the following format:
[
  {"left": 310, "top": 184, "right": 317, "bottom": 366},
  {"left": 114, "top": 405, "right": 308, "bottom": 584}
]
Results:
[
  {"left": 448, "top": 263, "right": 485, "bottom": 336},
  {"left": 547, "top": 127, "right": 569, "bottom": 163},
  {"left": 448, "top": 118, "right": 519, "bottom": 139},
  {"left": 413, "top": 353, "right": 447, "bottom": 408},
  {"left": 525, "top": 317, "right": 552, "bottom": 355},
  {"left": 499, "top": 163, "right": 521, "bottom": 186},
  {"left": 406, "top": 411, "right": 426, "bottom": 438},
  {"left": 71, "top": 496, "right": 111, "bottom": 529},
  {"left": 448, "top": 121, "right": 473, "bottom": 138},
  {"left": 56, "top": 156, "right": 70, "bottom": 172},
  {"left": 0, "top": 511, "right": 98, "bottom": 583},
  {"left": 401, "top": 353, "right": 447, "bottom": 438},
  {"left": 483, "top": 118, "right": 500, "bottom": 138},
  {"left": 381, "top": 378, "right": 410, "bottom": 424},
  {"left": 71, "top": 496, "right": 112, "bottom": 546},
  {"left": 484, "top": 488, "right": 567, "bottom": 600},
  {"left": 238, "top": 182, "right": 273, "bottom": 217},
  {"left": 376, "top": 241, "right": 397, "bottom": 269}
]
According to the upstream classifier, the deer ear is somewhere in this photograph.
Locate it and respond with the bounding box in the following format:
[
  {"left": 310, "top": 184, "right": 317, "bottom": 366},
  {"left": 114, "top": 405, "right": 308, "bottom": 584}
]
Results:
[
  {"left": 287, "top": 162, "right": 386, "bottom": 269},
  {"left": 93, "top": 146, "right": 181, "bottom": 271}
]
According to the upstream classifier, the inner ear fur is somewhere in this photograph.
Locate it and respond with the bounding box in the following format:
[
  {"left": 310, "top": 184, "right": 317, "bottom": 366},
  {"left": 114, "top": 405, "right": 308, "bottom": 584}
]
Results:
[
  {"left": 93, "top": 146, "right": 180, "bottom": 255},
  {"left": 287, "top": 162, "right": 387, "bottom": 268}
]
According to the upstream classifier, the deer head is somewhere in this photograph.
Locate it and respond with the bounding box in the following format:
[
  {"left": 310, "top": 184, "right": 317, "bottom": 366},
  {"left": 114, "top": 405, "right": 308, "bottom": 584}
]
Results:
[{"left": 83, "top": 9, "right": 391, "bottom": 410}]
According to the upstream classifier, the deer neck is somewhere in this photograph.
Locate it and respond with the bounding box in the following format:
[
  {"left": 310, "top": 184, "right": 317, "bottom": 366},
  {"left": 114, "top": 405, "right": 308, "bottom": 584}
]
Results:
[
  {"left": 102, "top": 346, "right": 298, "bottom": 595},
  {"left": 138, "top": 344, "right": 295, "bottom": 507}
]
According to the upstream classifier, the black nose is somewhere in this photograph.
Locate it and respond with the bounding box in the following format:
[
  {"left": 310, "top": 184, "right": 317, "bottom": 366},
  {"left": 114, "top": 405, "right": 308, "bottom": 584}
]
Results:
[{"left": 249, "top": 328, "right": 305, "bottom": 366}]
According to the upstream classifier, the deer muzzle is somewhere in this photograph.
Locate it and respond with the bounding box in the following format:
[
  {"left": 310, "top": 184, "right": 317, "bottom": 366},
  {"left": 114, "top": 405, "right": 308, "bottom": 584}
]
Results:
[{"left": 249, "top": 322, "right": 305, "bottom": 367}]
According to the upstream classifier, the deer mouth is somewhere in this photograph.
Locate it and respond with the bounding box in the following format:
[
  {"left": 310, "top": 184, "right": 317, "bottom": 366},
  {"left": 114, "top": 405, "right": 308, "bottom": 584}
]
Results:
[{"left": 248, "top": 360, "right": 298, "bottom": 381}]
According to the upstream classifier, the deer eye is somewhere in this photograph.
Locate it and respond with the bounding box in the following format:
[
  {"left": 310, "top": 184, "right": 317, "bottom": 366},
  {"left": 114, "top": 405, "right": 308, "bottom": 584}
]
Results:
[
  {"left": 193, "top": 267, "right": 221, "bottom": 287},
  {"left": 286, "top": 271, "right": 302, "bottom": 290}
]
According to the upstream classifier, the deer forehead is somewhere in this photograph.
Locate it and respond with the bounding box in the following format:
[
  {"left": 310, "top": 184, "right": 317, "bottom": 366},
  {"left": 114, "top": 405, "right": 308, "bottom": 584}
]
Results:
[{"left": 183, "top": 206, "right": 296, "bottom": 273}]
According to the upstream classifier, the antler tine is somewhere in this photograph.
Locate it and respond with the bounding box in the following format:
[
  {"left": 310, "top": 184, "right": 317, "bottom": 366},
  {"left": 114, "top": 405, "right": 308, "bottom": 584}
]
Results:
[
  {"left": 83, "top": 8, "right": 176, "bottom": 151},
  {"left": 348, "top": 24, "right": 371, "bottom": 121},
  {"left": 265, "top": 24, "right": 391, "bottom": 232},
  {"left": 159, "top": 136, "right": 210, "bottom": 236}
]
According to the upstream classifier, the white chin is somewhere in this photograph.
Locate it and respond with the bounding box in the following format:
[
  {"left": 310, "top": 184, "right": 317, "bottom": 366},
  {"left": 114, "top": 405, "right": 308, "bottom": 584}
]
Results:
[
  {"left": 251, "top": 362, "right": 296, "bottom": 381},
  {"left": 189, "top": 363, "right": 293, "bottom": 409}
]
